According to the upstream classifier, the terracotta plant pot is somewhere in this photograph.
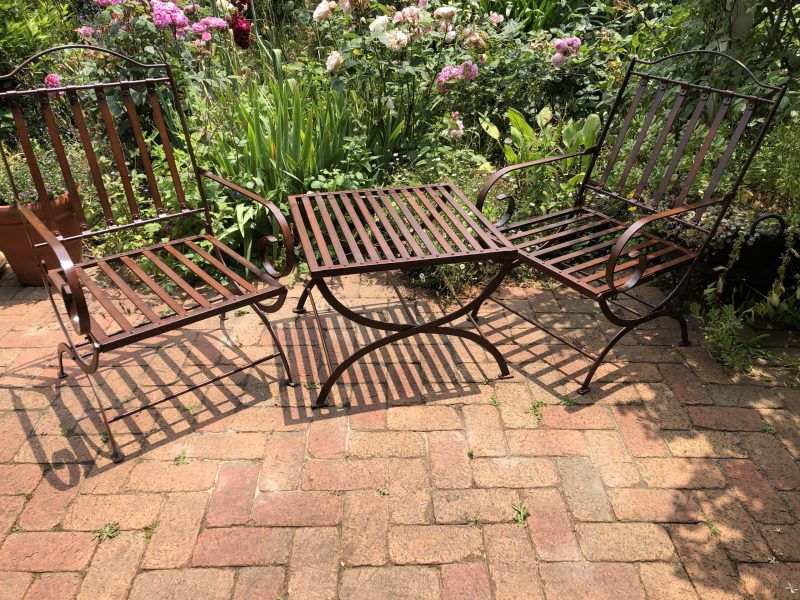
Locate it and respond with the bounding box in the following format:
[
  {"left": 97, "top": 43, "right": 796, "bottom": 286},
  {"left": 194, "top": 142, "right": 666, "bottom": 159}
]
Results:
[{"left": 0, "top": 194, "right": 83, "bottom": 286}]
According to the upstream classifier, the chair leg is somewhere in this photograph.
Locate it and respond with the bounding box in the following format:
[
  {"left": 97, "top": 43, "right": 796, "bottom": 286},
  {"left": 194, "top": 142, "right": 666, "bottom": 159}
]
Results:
[
  {"left": 577, "top": 326, "right": 635, "bottom": 395},
  {"left": 251, "top": 304, "right": 298, "bottom": 387},
  {"left": 668, "top": 310, "right": 691, "bottom": 347},
  {"left": 293, "top": 280, "right": 316, "bottom": 314},
  {"left": 57, "top": 347, "right": 68, "bottom": 380}
]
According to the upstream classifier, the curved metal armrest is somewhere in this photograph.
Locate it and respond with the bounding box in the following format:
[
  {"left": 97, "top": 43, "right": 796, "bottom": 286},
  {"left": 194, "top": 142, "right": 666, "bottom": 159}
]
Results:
[
  {"left": 605, "top": 199, "right": 721, "bottom": 294},
  {"left": 201, "top": 169, "right": 295, "bottom": 279},
  {"left": 476, "top": 148, "right": 596, "bottom": 219},
  {"left": 18, "top": 207, "right": 90, "bottom": 336}
]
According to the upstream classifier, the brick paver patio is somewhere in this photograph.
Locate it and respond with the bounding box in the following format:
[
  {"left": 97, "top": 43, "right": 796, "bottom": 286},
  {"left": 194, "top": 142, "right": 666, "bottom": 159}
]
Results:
[{"left": 0, "top": 269, "right": 799, "bottom": 599}]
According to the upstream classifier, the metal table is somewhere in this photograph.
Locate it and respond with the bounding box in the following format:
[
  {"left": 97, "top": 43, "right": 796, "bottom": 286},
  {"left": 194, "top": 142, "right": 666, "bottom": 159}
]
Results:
[{"left": 289, "top": 183, "right": 518, "bottom": 406}]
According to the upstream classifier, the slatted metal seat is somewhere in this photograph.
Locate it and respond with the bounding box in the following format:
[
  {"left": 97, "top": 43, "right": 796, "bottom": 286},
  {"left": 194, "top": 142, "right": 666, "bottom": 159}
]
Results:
[
  {"left": 502, "top": 206, "right": 695, "bottom": 298},
  {"left": 474, "top": 51, "right": 786, "bottom": 394},
  {"left": 291, "top": 184, "right": 513, "bottom": 276},
  {"left": 0, "top": 46, "right": 296, "bottom": 461}
]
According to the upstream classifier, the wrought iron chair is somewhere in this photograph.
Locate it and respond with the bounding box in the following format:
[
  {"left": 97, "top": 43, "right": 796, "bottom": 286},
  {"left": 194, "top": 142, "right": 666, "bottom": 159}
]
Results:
[
  {"left": 0, "top": 46, "right": 296, "bottom": 462},
  {"left": 474, "top": 51, "right": 786, "bottom": 394}
]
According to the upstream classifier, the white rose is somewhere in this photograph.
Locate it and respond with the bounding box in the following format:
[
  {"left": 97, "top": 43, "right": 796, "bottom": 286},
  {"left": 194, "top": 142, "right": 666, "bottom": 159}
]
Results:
[
  {"left": 385, "top": 29, "right": 409, "bottom": 51},
  {"left": 444, "top": 29, "right": 456, "bottom": 42},
  {"left": 369, "top": 15, "right": 389, "bottom": 33},
  {"left": 313, "top": 0, "right": 334, "bottom": 21},
  {"left": 326, "top": 50, "right": 343, "bottom": 72},
  {"left": 433, "top": 6, "right": 458, "bottom": 21}
]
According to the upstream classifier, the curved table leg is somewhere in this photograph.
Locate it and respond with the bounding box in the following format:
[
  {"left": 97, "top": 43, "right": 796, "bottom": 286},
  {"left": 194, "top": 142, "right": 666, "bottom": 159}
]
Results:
[{"left": 313, "top": 260, "right": 515, "bottom": 407}]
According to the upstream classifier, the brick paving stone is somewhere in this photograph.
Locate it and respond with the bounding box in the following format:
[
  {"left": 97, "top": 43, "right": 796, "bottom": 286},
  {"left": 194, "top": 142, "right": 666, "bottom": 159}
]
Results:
[
  {"left": 0, "top": 495, "right": 23, "bottom": 536},
  {"left": 63, "top": 493, "right": 162, "bottom": 530},
  {"left": 694, "top": 489, "right": 772, "bottom": 562},
  {"left": 521, "top": 488, "right": 580, "bottom": 561},
  {"left": 347, "top": 431, "right": 426, "bottom": 458},
  {"left": 462, "top": 405, "right": 506, "bottom": 457},
  {"left": 349, "top": 406, "right": 388, "bottom": 431},
  {"left": 668, "top": 524, "right": 745, "bottom": 600},
  {"left": 287, "top": 528, "right": 339, "bottom": 600},
  {"left": 77, "top": 531, "right": 146, "bottom": 600},
  {"left": 721, "top": 460, "right": 793, "bottom": 524},
  {"left": 342, "top": 490, "right": 390, "bottom": 566},
  {"left": 506, "top": 430, "right": 588, "bottom": 456},
  {"left": 433, "top": 488, "right": 519, "bottom": 524},
  {"left": 539, "top": 562, "right": 646, "bottom": 600},
  {"left": 611, "top": 405, "right": 669, "bottom": 457},
  {"left": 576, "top": 522, "right": 674, "bottom": 561},
  {"left": 388, "top": 458, "right": 431, "bottom": 524},
  {"left": 609, "top": 489, "right": 703, "bottom": 523},
  {"left": 741, "top": 433, "right": 800, "bottom": 490},
  {"left": 80, "top": 460, "right": 136, "bottom": 494},
  {"left": 557, "top": 457, "right": 613, "bottom": 521},
  {"left": 18, "top": 468, "right": 80, "bottom": 531},
  {"left": 206, "top": 461, "right": 260, "bottom": 526},
  {"left": 428, "top": 431, "right": 472, "bottom": 489},
  {"left": 307, "top": 409, "right": 347, "bottom": 458},
  {"left": 759, "top": 409, "right": 800, "bottom": 459},
  {"left": 128, "top": 568, "right": 234, "bottom": 600},
  {"left": 687, "top": 406, "right": 766, "bottom": 431},
  {"left": 638, "top": 458, "right": 726, "bottom": 488},
  {"left": 483, "top": 523, "right": 543, "bottom": 599},
  {"left": 184, "top": 432, "right": 267, "bottom": 460},
  {"left": 441, "top": 563, "right": 491, "bottom": 600},
  {"left": 387, "top": 405, "right": 461, "bottom": 430},
  {"left": 637, "top": 562, "right": 699, "bottom": 600},
  {"left": 540, "top": 405, "right": 614, "bottom": 429},
  {"left": 471, "top": 457, "right": 557, "bottom": 488},
  {"left": 141, "top": 491, "right": 207, "bottom": 569},
  {"left": 126, "top": 460, "right": 218, "bottom": 492},
  {"left": 301, "top": 459, "right": 387, "bottom": 490},
  {"left": 339, "top": 566, "right": 440, "bottom": 600},
  {"left": 585, "top": 430, "right": 640, "bottom": 487},
  {"left": 191, "top": 527, "right": 291, "bottom": 567},
  {"left": 259, "top": 431, "right": 306, "bottom": 491},
  {"left": 0, "top": 464, "right": 42, "bottom": 494},
  {"left": 759, "top": 523, "right": 800, "bottom": 561},
  {"left": 739, "top": 563, "right": 800, "bottom": 600},
  {"left": 0, "top": 572, "right": 32, "bottom": 600},
  {"left": 389, "top": 525, "right": 483, "bottom": 564},
  {"left": 661, "top": 430, "right": 747, "bottom": 458},
  {"left": 23, "top": 573, "right": 81, "bottom": 600},
  {"left": 0, "top": 532, "right": 95, "bottom": 572},
  {"left": 659, "top": 364, "right": 712, "bottom": 405},
  {"left": 232, "top": 566, "right": 285, "bottom": 600},
  {"left": 708, "top": 384, "right": 790, "bottom": 409},
  {"left": 640, "top": 385, "right": 692, "bottom": 429},
  {"left": 251, "top": 490, "right": 342, "bottom": 526}
]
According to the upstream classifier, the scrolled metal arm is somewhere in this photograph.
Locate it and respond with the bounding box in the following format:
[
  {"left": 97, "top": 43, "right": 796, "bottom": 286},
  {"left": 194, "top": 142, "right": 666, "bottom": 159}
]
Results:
[
  {"left": 475, "top": 149, "right": 596, "bottom": 222},
  {"left": 605, "top": 199, "right": 721, "bottom": 294},
  {"left": 18, "top": 206, "right": 90, "bottom": 336},
  {"left": 201, "top": 169, "right": 295, "bottom": 279}
]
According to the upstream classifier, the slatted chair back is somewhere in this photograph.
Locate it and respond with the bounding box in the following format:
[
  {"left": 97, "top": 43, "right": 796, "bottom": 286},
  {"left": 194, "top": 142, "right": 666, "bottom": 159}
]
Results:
[
  {"left": 0, "top": 45, "right": 209, "bottom": 245},
  {"left": 578, "top": 50, "right": 785, "bottom": 233}
]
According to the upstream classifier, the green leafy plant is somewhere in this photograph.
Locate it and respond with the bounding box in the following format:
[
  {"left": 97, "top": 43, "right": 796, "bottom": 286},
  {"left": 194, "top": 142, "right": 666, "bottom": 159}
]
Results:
[
  {"left": 93, "top": 522, "right": 121, "bottom": 541},
  {"left": 526, "top": 399, "right": 547, "bottom": 422},
  {"left": 174, "top": 452, "right": 188, "bottom": 466},
  {"left": 512, "top": 502, "right": 529, "bottom": 526},
  {"left": 144, "top": 519, "right": 160, "bottom": 540}
]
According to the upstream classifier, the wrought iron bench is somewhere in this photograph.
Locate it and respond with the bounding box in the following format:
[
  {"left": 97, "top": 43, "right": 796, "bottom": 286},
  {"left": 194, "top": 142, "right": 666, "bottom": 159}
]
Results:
[
  {"left": 473, "top": 51, "right": 786, "bottom": 394},
  {"left": 0, "top": 46, "right": 296, "bottom": 461}
]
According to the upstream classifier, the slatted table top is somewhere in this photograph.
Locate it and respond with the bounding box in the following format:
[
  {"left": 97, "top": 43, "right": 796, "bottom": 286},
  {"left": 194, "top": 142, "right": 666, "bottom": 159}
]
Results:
[{"left": 289, "top": 183, "right": 517, "bottom": 277}]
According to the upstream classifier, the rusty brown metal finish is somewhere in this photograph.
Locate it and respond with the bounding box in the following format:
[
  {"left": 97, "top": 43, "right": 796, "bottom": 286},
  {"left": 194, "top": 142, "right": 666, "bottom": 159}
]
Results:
[
  {"left": 120, "top": 83, "right": 165, "bottom": 214},
  {"left": 146, "top": 82, "right": 188, "bottom": 211},
  {"left": 38, "top": 93, "right": 88, "bottom": 229},
  {"left": 67, "top": 90, "right": 115, "bottom": 226}
]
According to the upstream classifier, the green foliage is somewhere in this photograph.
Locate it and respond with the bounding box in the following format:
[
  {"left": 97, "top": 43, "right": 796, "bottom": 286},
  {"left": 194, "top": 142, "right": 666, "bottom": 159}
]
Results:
[
  {"left": 690, "top": 302, "right": 771, "bottom": 372},
  {"left": 0, "top": 0, "right": 76, "bottom": 74},
  {"left": 481, "top": 107, "right": 600, "bottom": 215}
]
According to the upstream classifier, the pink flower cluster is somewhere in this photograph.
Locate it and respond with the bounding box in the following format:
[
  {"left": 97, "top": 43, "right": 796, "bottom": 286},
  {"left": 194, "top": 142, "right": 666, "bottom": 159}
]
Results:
[
  {"left": 551, "top": 36, "right": 581, "bottom": 67},
  {"left": 435, "top": 60, "right": 478, "bottom": 92},
  {"left": 152, "top": 0, "right": 190, "bottom": 36},
  {"left": 95, "top": 0, "right": 124, "bottom": 6},
  {"left": 44, "top": 73, "right": 62, "bottom": 88},
  {"left": 447, "top": 111, "right": 464, "bottom": 138},
  {"left": 190, "top": 15, "right": 227, "bottom": 41},
  {"left": 75, "top": 26, "right": 95, "bottom": 39}
]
